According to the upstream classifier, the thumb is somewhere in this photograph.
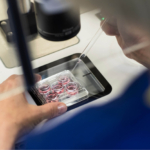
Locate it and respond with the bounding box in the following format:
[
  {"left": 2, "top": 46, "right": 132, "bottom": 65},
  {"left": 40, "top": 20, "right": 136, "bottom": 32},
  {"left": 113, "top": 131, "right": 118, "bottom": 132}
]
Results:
[{"left": 36, "top": 102, "right": 67, "bottom": 120}]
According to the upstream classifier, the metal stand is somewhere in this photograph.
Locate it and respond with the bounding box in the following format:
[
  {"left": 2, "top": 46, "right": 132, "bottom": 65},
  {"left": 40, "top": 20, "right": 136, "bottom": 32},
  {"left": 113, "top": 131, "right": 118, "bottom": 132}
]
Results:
[{"left": 0, "top": 2, "right": 37, "bottom": 43}]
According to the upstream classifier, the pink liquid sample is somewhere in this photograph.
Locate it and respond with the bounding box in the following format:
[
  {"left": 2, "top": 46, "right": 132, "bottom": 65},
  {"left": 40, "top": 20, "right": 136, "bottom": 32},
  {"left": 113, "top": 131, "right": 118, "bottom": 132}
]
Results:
[
  {"left": 66, "top": 82, "right": 78, "bottom": 95},
  {"left": 58, "top": 76, "right": 70, "bottom": 85},
  {"left": 46, "top": 91, "right": 59, "bottom": 103},
  {"left": 52, "top": 82, "right": 64, "bottom": 94},
  {"left": 38, "top": 84, "right": 51, "bottom": 94}
]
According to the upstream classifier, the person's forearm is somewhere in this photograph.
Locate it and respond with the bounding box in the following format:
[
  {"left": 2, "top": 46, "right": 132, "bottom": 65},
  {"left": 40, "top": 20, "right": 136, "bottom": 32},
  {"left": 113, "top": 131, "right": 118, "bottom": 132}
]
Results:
[{"left": 0, "top": 122, "right": 18, "bottom": 150}]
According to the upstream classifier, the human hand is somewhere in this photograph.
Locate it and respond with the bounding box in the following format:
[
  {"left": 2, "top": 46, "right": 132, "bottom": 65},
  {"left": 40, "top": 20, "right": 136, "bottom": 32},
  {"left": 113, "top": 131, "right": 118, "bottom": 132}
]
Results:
[
  {"left": 0, "top": 75, "right": 67, "bottom": 150},
  {"left": 101, "top": 17, "right": 150, "bottom": 69}
]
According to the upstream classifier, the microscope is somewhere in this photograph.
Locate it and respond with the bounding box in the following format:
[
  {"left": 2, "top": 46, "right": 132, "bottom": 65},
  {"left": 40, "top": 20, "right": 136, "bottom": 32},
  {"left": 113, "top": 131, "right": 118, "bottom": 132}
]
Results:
[
  {"left": 1, "top": 0, "right": 112, "bottom": 110},
  {"left": 0, "top": 0, "right": 80, "bottom": 42}
]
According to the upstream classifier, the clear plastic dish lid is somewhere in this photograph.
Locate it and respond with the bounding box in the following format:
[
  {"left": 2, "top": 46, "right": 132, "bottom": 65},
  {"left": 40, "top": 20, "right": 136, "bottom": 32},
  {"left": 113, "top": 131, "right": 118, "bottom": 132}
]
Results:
[{"left": 35, "top": 70, "right": 89, "bottom": 107}]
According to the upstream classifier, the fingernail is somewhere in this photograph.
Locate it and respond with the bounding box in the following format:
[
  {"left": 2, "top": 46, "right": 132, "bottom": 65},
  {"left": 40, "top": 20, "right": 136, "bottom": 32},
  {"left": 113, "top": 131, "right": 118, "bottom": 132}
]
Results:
[
  {"left": 58, "top": 104, "right": 67, "bottom": 115},
  {"left": 35, "top": 74, "right": 42, "bottom": 82}
]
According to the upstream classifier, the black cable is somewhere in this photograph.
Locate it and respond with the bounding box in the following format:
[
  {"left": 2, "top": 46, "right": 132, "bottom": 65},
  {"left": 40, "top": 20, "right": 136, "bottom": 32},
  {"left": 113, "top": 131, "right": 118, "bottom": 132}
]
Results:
[{"left": 7, "top": 0, "right": 35, "bottom": 89}]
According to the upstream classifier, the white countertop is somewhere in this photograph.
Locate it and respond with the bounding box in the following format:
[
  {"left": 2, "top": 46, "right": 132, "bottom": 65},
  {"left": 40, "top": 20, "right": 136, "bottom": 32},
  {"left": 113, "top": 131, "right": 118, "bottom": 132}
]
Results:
[{"left": 0, "top": 5, "right": 147, "bottom": 136}]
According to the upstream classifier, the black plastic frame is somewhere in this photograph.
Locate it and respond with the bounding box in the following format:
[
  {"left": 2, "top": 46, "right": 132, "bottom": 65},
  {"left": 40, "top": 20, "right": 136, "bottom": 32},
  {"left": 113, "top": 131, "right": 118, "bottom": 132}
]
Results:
[{"left": 29, "top": 53, "right": 112, "bottom": 111}]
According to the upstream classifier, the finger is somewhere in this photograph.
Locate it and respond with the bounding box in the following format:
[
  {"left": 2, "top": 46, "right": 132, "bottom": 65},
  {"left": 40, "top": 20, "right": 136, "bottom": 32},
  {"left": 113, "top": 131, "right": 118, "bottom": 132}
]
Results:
[
  {"left": 116, "top": 35, "right": 125, "bottom": 49},
  {"left": 101, "top": 21, "right": 119, "bottom": 36},
  {"left": 0, "top": 75, "right": 23, "bottom": 93},
  {"left": 36, "top": 102, "right": 67, "bottom": 120},
  {"left": 34, "top": 74, "right": 42, "bottom": 82}
]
